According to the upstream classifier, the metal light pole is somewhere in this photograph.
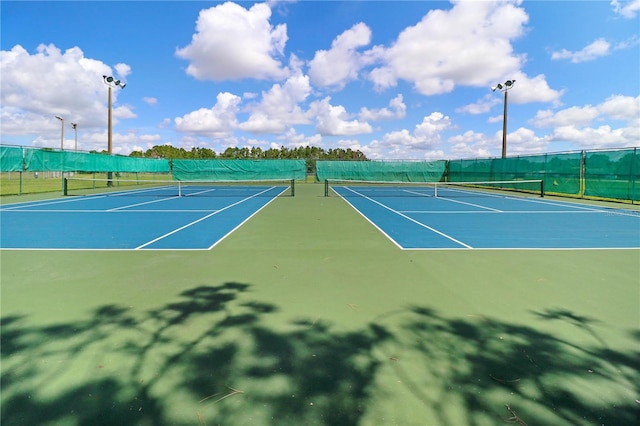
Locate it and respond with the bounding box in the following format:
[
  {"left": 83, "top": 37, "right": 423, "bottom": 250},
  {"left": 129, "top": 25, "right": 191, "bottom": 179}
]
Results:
[
  {"left": 55, "top": 115, "right": 64, "bottom": 150},
  {"left": 491, "top": 79, "right": 516, "bottom": 158},
  {"left": 102, "top": 75, "right": 126, "bottom": 186},
  {"left": 71, "top": 122, "right": 78, "bottom": 151}
]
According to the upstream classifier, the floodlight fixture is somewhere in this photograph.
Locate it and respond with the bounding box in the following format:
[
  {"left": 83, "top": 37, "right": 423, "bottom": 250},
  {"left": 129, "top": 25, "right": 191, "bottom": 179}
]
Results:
[
  {"left": 103, "top": 75, "right": 126, "bottom": 89},
  {"left": 102, "top": 75, "right": 127, "bottom": 186}
]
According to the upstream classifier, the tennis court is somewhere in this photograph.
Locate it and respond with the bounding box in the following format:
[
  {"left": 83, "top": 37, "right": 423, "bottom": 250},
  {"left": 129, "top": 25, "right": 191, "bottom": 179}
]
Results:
[
  {"left": 329, "top": 182, "right": 640, "bottom": 249},
  {"left": 0, "top": 182, "right": 291, "bottom": 250},
  {"left": 1, "top": 180, "right": 639, "bottom": 425}
]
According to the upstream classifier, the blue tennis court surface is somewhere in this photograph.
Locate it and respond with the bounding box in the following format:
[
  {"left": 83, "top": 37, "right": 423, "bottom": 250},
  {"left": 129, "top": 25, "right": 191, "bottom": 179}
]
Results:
[
  {"left": 0, "top": 185, "right": 288, "bottom": 250},
  {"left": 331, "top": 185, "right": 640, "bottom": 250}
]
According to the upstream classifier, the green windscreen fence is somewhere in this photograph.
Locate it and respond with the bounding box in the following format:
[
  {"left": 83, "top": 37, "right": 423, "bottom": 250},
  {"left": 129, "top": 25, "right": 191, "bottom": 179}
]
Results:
[
  {"left": 316, "top": 160, "right": 446, "bottom": 182},
  {"left": 584, "top": 148, "right": 639, "bottom": 202},
  {"left": 0, "top": 146, "right": 170, "bottom": 173},
  {"left": 27, "top": 149, "right": 171, "bottom": 172},
  {"left": 1, "top": 146, "right": 24, "bottom": 172},
  {"left": 171, "top": 159, "right": 307, "bottom": 181},
  {"left": 447, "top": 153, "right": 582, "bottom": 196}
]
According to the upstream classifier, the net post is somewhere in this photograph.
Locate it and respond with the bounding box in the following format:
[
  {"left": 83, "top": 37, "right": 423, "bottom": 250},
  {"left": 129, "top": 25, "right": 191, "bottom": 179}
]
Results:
[
  {"left": 434, "top": 182, "right": 438, "bottom": 197},
  {"left": 291, "top": 179, "right": 295, "bottom": 197},
  {"left": 324, "top": 179, "right": 329, "bottom": 197},
  {"left": 178, "top": 181, "right": 182, "bottom": 197},
  {"left": 63, "top": 177, "right": 68, "bottom": 196},
  {"left": 540, "top": 179, "right": 545, "bottom": 197}
]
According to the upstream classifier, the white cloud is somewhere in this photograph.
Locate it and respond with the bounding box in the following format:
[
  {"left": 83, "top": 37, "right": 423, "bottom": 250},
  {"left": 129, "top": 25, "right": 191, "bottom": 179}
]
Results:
[
  {"left": 308, "top": 22, "right": 373, "bottom": 89},
  {"left": 239, "top": 73, "right": 312, "bottom": 133},
  {"left": 502, "top": 127, "right": 550, "bottom": 155},
  {"left": 509, "top": 73, "right": 563, "bottom": 104},
  {"left": 362, "top": 112, "right": 452, "bottom": 158},
  {"left": 1, "top": 44, "right": 116, "bottom": 125},
  {"left": 613, "top": 34, "right": 640, "bottom": 50},
  {"left": 143, "top": 97, "right": 158, "bottom": 106},
  {"left": 485, "top": 72, "right": 563, "bottom": 106},
  {"left": 368, "top": 1, "right": 529, "bottom": 94},
  {"left": 550, "top": 125, "right": 632, "bottom": 149},
  {"left": 457, "top": 95, "right": 501, "bottom": 115},
  {"left": 277, "top": 128, "right": 322, "bottom": 148},
  {"left": 531, "top": 95, "right": 639, "bottom": 128},
  {"left": 359, "top": 94, "right": 406, "bottom": 121},
  {"left": 308, "top": 97, "right": 373, "bottom": 136},
  {"left": 174, "top": 92, "right": 241, "bottom": 134},
  {"left": 176, "top": 2, "right": 289, "bottom": 81},
  {"left": 531, "top": 106, "right": 601, "bottom": 128},
  {"left": 449, "top": 127, "right": 549, "bottom": 159},
  {"left": 611, "top": 0, "right": 640, "bottom": 18},
  {"left": 530, "top": 95, "right": 640, "bottom": 149},
  {"left": 598, "top": 94, "right": 640, "bottom": 121},
  {"left": 114, "top": 63, "right": 131, "bottom": 79},
  {"left": 551, "top": 38, "right": 611, "bottom": 63},
  {"left": 0, "top": 43, "right": 153, "bottom": 151},
  {"left": 448, "top": 130, "right": 494, "bottom": 159}
]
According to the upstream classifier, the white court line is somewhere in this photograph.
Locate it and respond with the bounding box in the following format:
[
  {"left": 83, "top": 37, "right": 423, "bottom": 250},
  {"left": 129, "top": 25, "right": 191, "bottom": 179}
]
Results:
[
  {"left": 0, "top": 194, "right": 108, "bottom": 210},
  {"left": 339, "top": 186, "right": 473, "bottom": 249},
  {"left": 403, "top": 189, "right": 503, "bottom": 212},
  {"left": 0, "top": 185, "right": 176, "bottom": 211},
  {"left": 208, "top": 187, "right": 288, "bottom": 250},
  {"left": 183, "top": 187, "right": 218, "bottom": 197},
  {"left": 403, "top": 186, "right": 640, "bottom": 217},
  {"left": 135, "top": 186, "right": 278, "bottom": 249},
  {"left": 108, "top": 196, "right": 181, "bottom": 211},
  {"left": 4, "top": 245, "right": 636, "bottom": 252},
  {"left": 0, "top": 209, "right": 219, "bottom": 213},
  {"left": 400, "top": 210, "right": 607, "bottom": 214},
  {"left": 515, "top": 196, "right": 640, "bottom": 215}
]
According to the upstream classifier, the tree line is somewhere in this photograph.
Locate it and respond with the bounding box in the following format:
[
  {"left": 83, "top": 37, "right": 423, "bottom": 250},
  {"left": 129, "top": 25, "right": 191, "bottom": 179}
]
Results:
[
  {"left": 129, "top": 145, "right": 368, "bottom": 161},
  {"left": 127, "top": 145, "right": 368, "bottom": 174}
]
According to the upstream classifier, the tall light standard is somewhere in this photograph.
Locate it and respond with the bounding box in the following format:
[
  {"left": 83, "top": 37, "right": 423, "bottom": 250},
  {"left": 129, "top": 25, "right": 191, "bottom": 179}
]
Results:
[
  {"left": 491, "top": 79, "right": 515, "bottom": 158},
  {"left": 102, "top": 75, "right": 126, "bottom": 186},
  {"left": 71, "top": 122, "right": 78, "bottom": 151},
  {"left": 55, "top": 115, "right": 64, "bottom": 150}
]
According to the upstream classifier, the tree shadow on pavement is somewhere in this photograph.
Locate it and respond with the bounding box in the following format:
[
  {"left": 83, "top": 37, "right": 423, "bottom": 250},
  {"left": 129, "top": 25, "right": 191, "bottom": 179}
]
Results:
[{"left": 2, "top": 284, "right": 638, "bottom": 425}]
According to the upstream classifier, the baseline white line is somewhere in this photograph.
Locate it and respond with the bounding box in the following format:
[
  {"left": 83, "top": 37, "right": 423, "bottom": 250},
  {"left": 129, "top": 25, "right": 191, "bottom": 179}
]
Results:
[
  {"left": 340, "top": 186, "right": 473, "bottom": 249},
  {"left": 135, "top": 186, "right": 278, "bottom": 249},
  {"left": 400, "top": 210, "right": 607, "bottom": 214},
  {"left": 0, "top": 209, "right": 219, "bottom": 213}
]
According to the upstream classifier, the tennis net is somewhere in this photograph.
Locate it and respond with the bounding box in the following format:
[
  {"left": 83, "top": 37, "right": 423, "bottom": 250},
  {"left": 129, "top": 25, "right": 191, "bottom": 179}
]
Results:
[
  {"left": 324, "top": 179, "right": 544, "bottom": 198},
  {"left": 64, "top": 177, "right": 296, "bottom": 197}
]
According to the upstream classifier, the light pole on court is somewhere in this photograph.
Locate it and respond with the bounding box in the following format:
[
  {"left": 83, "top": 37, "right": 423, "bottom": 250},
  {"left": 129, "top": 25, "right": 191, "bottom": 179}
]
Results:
[
  {"left": 55, "top": 115, "right": 64, "bottom": 150},
  {"left": 102, "top": 75, "right": 126, "bottom": 186},
  {"left": 491, "top": 79, "right": 515, "bottom": 159},
  {"left": 71, "top": 122, "right": 78, "bottom": 151}
]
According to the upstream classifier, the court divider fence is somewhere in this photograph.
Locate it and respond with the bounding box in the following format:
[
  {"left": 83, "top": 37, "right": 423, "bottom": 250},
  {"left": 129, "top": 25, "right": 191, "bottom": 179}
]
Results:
[
  {"left": 172, "top": 159, "right": 306, "bottom": 181},
  {"left": 1, "top": 145, "right": 638, "bottom": 203}
]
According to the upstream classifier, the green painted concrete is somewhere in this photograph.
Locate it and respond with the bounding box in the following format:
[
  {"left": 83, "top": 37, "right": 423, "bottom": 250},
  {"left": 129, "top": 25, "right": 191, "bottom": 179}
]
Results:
[{"left": 1, "top": 183, "right": 638, "bottom": 425}]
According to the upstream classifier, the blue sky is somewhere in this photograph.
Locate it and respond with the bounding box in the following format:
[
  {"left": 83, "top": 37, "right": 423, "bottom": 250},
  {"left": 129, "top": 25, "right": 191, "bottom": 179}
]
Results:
[{"left": 1, "top": 0, "right": 638, "bottom": 159}]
